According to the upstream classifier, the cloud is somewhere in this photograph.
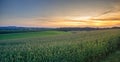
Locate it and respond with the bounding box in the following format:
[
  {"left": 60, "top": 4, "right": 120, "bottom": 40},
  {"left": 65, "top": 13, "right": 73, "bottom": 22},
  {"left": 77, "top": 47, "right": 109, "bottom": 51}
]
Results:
[
  {"left": 91, "top": 2, "right": 120, "bottom": 21},
  {"left": 91, "top": 18, "right": 120, "bottom": 21}
]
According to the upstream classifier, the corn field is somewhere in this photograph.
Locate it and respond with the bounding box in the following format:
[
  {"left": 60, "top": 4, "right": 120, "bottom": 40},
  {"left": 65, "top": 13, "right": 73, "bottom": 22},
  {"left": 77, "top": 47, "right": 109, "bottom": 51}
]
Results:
[{"left": 0, "top": 29, "right": 120, "bottom": 62}]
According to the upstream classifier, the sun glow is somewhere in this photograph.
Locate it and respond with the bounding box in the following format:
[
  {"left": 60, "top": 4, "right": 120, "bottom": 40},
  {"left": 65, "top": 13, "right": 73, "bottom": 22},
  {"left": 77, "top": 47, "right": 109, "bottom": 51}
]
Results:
[
  {"left": 93, "top": 21, "right": 103, "bottom": 26},
  {"left": 67, "top": 16, "right": 92, "bottom": 20}
]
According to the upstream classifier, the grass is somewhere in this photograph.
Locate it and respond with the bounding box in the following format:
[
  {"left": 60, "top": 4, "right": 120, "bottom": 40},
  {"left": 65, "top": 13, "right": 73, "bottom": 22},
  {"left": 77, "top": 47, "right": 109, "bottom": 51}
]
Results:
[
  {"left": 101, "top": 50, "right": 120, "bottom": 62},
  {"left": 0, "top": 29, "right": 120, "bottom": 62},
  {"left": 0, "top": 31, "right": 69, "bottom": 40}
]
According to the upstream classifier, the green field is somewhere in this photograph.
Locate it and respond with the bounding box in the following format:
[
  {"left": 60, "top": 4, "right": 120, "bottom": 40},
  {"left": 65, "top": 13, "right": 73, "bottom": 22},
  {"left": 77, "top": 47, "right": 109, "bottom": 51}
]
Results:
[
  {"left": 0, "top": 31, "right": 69, "bottom": 40},
  {"left": 0, "top": 29, "right": 120, "bottom": 62}
]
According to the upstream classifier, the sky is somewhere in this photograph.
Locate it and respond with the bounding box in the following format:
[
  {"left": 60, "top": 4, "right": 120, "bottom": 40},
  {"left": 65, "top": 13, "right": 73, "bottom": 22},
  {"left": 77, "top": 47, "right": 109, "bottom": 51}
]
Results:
[{"left": 0, "top": 0, "right": 120, "bottom": 28}]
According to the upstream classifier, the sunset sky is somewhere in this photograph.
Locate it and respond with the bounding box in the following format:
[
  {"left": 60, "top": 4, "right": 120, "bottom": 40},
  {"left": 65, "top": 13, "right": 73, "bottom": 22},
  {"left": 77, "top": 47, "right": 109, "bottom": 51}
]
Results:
[{"left": 0, "top": 0, "right": 120, "bottom": 28}]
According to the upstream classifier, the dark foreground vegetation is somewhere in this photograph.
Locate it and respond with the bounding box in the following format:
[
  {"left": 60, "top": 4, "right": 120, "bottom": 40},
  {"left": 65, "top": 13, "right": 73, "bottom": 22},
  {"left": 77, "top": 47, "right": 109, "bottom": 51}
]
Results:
[
  {"left": 101, "top": 50, "right": 120, "bottom": 62},
  {"left": 0, "top": 29, "right": 120, "bottom": 62}
]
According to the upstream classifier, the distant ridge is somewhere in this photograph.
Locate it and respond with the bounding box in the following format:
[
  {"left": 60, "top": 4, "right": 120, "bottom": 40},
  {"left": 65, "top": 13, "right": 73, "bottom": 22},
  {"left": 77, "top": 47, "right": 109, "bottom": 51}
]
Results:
[{"left": 0, "top": 26, "right": 120, "bottom": 31}]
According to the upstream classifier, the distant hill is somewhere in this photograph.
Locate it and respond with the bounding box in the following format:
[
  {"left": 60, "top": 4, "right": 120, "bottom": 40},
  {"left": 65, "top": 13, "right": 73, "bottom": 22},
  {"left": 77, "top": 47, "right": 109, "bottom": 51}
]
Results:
[
  {"left": 55, "top": 27, "right": 120, "bottom": 31},
  {"left": 0, "top": 26, "right": 120, "bottom": 34},
  {"left": 0, "top": 26, "right": 54, "bottom": 34},
  {"left": 0, "top": 26, "right": 53, "bottom": 30}
]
